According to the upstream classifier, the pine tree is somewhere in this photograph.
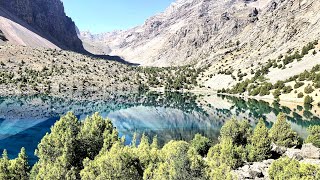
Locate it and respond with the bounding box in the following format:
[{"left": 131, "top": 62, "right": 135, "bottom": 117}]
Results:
[
  {"left": 80, "top": 142, "right": 142, "bottom": 180},
  {"left": 269, "top": 113, "right": 299, "bottom": 147},
  {"left": 191, "top": 133, "right": 211, "bottom": 156},
  {"left": 220, "top": 118, "right": 252, "bottom": 146},
  {"left": 269, "top": 157, "right": 320, "bottom": 179},
  {"left": 78, "top": 112, "right": 118, "bottom": 159},
  {"left": 10, "top": 148, "right": 29, "bottom": 180},
  {"left": 31, "top": 112, "right": 81, "bottom": 179},
  {"left": 248, "top": 119, "right": 271, "bottom": 162},
  {"left": 305, "top": 125, "right": 320, "bottom": 147},
  {"left": 0, "top": 150, "right": 10, "bottom": 179}
]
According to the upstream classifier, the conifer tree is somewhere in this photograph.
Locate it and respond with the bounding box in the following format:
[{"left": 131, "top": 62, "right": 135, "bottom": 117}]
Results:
[
  {"left": 0, "top": 150, "right": 10, "bottom": 179},
  {"left": 191, "top": 133, "right": 211, "bottom": 157},
  {"left": 248, "top": 119, "right": 271, "bottom": 162},
  {"left": 10, "top": 148, "right": 29, "bottom": 180},
  {"left": 79, "top": 112, "right": 118, "bottom": 159},
  {"left": 305, "top": 125, "right": 320, "bottom": 147},
  {"left": 269, "top": 113, "right": 299, "bottom": 147},
  {"left": 81, "top": 142, "right": 143, "bottom": 180},
  {"left": 31, "top": 112, "right": 81, "bottom": 179},
  {"left": 219, "top": 119, "right": 252, "bottom": 146}
]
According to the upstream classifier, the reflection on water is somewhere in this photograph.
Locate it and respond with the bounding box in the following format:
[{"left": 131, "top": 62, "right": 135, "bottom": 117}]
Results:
[{"left": 0, "top": 92, "right": 319, "bottom": 165}]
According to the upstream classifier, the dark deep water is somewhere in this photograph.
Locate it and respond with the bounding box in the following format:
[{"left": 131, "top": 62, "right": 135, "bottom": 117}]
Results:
[{"left": 0, "top": 92, "right": 320, "bottom": 165}]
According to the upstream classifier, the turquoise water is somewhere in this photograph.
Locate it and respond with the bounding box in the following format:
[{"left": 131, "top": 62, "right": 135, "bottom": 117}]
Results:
[{"left": 0, "top": 92, "right": 319, "bottom": 164}]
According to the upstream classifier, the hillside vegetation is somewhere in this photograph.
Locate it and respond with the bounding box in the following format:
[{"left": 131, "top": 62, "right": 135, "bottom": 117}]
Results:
[
  {"left": 219, "top": 40, "right": 320, "bottom": 105},
  {"left": 0, "top": 45, "right": 211, "bottom": 98}
]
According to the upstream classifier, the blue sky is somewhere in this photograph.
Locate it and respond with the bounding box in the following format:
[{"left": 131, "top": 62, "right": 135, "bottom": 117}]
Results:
[{"left": 62, "top": 0, "right": 175, "bottom": 34}]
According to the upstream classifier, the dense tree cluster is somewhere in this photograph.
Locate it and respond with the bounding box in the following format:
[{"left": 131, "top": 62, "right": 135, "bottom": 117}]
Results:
[
  {"left": 30, "top": 112, "right": 119, "bottom": 179},
  {"left": 1, "top": 112, "right": 320, "bottom": 179}
]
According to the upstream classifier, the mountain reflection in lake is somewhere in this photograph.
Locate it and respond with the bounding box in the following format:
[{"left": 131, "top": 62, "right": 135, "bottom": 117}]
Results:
[{"left": 0, "top": 92, "right": 319, "bottom": 165}]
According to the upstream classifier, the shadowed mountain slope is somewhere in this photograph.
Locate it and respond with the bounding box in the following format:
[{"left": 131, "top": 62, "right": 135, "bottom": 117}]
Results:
[{"left": 0, "top": 0, "right": 85, "bottom": 52}]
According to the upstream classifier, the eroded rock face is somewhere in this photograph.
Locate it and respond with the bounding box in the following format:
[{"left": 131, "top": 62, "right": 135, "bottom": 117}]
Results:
[{"left": 0, "top": 0, "right": 85, "bottom": 52}]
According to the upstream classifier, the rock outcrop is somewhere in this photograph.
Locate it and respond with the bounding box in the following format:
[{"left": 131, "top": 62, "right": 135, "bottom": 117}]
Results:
[
  {"left": 301, "top": 143, "right": 320, "bottom": 159},
  {"left": 0, "top": 30, "right": 7, "bottom": 42},
  {"left": 0, "top": 0, "right": 85, "bottom": 52},
  {"left": 80, "top": 0, "right": 320, "bottom": 67},
  {"left": 234, "top": 144, "right": 320, "bottom": 179},
  {"left": 233, "top": 159, "right": 274, "bottom": 180}
]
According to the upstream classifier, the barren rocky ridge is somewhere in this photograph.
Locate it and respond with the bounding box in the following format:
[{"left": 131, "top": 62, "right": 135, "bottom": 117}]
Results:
[{"left": 81, "top": 0, "right": 320, "bottom": 68}]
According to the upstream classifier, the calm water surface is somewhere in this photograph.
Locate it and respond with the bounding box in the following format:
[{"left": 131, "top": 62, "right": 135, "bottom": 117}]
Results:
[{"left": 0, "top": 92, "right": 319, "bottom": 164}]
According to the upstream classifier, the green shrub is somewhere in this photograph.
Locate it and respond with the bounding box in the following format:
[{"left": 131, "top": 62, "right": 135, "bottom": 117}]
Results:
[
  {"left": 314, "top": 82, "right": 320, "bottom": 88},
  {"left": 274, "top": 81, "right": 285, "bottom": 89},
  {"left": 191, "top": 134, "right": 211, "bottom": 157},
  {"left": 205, "top": 162, "right": 234, "bottom": 180},
  {"left": 273, "top": 89, "right": 281, "bottom": 99},
  {"left": 219, "top": 119, "right": 252, "bottom": 146},
  {"left": 294, "top": 82, "right": 304, "bottom": 89},
  {"left": 250, "top": 87, "right": 261, "bottom": 96},
  {"left": 305, "top": 125, "right": 320, "bottom": 148},
  {"left": 304, "top": 85, "right": 314, "bottom": 94},
  {"left": 282, "top": 86, "right": 293, "bottom": 94},
  {"left": 269, "top": 157, "right": 320, "bottom": 180},
  {"left": 297, "top": 92, "right": 304, "bottom": 98},
  {"left": 259, "top": 86, "right": 270, "bottom": 96},
  {"left": 269, "top": 113, "right": 299, "bottom": 147},
  {"left": 313, "top": 50, "right": 317, "bottom": 55},
  {"left": 304, "top": 95, "right": 314, "bottom": 104}
]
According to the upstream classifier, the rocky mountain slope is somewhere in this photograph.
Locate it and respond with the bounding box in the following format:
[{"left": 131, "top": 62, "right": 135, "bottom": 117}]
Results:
[
  {"left": 0, "top": 45, "right": 139, "bottom": 98},
  {"left": 0, "top": 0, "right": 85, "bottom": 52},
  {"left": 0, "top": 7, "right": 59, "bottom": 49},
  {"left": 81, "top": 0, "right": 320, "bottom": 67}
]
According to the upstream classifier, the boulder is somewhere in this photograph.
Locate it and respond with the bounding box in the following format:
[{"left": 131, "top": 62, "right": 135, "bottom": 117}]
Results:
[
  {"left": 233, "top": 160, "right": 274, "bottom": 180},
  {"left": 285, "top": 148, "right": 303, "bottom": 161},
  {"left": 271, "top": 143, "right": 287, "bottom": 155},
  {"left": 301, "top": 143, "right": 320, "bottom": 159}
]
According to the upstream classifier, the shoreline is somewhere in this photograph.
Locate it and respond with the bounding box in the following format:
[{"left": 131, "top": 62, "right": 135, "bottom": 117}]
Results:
[
  {"left": 149, "top": 87, "right": 312, "bottom": 106},
  {"left": 0, "top": 85, "right": 316, "bottom": 107}
]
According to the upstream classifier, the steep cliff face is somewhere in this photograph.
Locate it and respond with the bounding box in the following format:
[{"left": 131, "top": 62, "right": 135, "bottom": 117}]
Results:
[
  {"left": 81, "top": 0, "right": 320, "bottom": 67},
  {"left": 0, "top": 0, "right": 85, "bottom": 52}
]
